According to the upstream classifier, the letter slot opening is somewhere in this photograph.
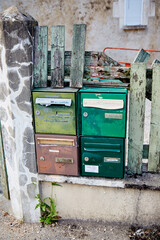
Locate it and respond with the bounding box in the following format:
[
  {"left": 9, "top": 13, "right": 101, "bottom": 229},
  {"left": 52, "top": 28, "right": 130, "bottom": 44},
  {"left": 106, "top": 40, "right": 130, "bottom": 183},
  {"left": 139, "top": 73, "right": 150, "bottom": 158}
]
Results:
[
  {"left": 37, "top": 138, "right": 75, "bottom": 146},
  {"left": 35, "top": 98, "right": 72, "bottom": 107},
  {"left": 83, "top": 99, "right": 124, "bottom": 110}
]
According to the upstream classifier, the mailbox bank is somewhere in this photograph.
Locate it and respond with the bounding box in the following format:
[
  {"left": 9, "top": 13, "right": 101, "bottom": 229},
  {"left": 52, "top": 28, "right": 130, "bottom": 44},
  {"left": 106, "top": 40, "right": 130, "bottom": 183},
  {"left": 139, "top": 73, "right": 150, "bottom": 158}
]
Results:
[
  {"left": 32, "top": 86, "right": 127, "bottom": 178},
  {"left": 79, "top": 87, "right": 127, "bottom": 178}
]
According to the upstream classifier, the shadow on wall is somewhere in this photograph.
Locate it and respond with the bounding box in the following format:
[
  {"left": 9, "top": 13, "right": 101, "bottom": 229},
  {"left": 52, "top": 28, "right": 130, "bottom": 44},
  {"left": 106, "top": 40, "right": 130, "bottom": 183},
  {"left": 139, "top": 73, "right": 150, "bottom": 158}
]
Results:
[{"left": 0, "top": 175, "right": 2, "bottom": 194}]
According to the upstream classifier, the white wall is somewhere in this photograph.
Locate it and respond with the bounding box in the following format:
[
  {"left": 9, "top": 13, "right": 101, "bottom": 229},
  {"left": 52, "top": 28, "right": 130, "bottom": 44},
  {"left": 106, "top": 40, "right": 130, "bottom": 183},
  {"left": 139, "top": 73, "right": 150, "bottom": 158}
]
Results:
[{"left": 0, "top": 0, "right": 160, "bottom": 63}]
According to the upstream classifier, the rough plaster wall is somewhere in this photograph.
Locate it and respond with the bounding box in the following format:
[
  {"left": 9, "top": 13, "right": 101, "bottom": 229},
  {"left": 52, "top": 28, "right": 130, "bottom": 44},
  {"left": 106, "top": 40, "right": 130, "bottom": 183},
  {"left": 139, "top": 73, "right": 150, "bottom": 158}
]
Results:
[
  {"left": 0, "top": 7, "right": 40, "bottom": 222},
  {"left": 41, "top": 182, "right": 160, "bottom": 226},
  {"left": 0, "top": 0, "right": 160, "bottom": 63}
]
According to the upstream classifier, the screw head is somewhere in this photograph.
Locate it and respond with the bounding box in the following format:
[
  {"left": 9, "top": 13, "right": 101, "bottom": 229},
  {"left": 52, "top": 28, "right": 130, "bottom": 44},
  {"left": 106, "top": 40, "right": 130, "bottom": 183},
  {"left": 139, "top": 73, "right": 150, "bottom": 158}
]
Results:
[
  {"left": 40, "top": 156, "right": 45, "bottom": 161},
  {"left": 83, "top": 112, "right": 88, "bottom": 117},
  {"left": 84, "top": 157, "right": 89, "bottom": 161},
  {"left": 36, "top": 110, "right": 40, "bottom": 115}
]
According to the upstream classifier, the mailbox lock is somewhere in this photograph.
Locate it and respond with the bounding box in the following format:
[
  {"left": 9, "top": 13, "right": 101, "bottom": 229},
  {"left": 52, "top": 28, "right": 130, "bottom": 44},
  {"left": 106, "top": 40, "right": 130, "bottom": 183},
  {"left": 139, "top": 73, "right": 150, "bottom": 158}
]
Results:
[
  {"left": 36, "top": 110, "right": 40, "bottom": 116},
  {"left": 83, "top": 112, "right": 88, "bottom": 117},
  {"left": 84, "top": 157, "right": 89, "bottom": 161},
  {"left": 40, "top": 156, "right": 45, "bottom": 161}
]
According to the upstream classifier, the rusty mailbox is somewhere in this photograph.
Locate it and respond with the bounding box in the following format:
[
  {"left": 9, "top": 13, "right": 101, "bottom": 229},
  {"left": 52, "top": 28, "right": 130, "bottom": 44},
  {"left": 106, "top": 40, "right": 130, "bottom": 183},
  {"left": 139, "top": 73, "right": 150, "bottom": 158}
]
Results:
[{"left": 35, "top": 134, "right": 79, "bottom": 176}]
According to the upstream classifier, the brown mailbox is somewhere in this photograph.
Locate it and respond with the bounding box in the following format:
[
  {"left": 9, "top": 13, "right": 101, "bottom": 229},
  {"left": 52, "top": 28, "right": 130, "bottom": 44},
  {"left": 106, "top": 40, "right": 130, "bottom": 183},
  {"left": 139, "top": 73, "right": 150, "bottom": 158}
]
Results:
[{"left": 35, "top": 134, "right": 79, "bottom": 176}]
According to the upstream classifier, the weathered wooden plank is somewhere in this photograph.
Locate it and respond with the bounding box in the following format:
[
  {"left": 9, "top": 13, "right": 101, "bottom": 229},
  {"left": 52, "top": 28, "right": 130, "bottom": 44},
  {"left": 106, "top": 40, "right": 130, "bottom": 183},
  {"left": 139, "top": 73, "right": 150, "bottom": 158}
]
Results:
[
  {"left": 152, "top": 59, "right": 160, "bottom": 67},
  {"left": 33, "top": 26, "right": 48, "bottom": 88},
  {"left": 0, "top": 122, "right": 9, "bottom": 199},
  {"left": 83, "top": 80, "right": 129, "bottom": 88},
  {"left": 70, "top": 24, "right": 86, "bottom": 88},
  {"left": 51, "top": 26, "right": 65, "bottom": 88},
  {"left": 134, "top": 49, "right": 150, "bottom": 63},
  {"left": 128, "top": 63, "right": 146, "bottom": 175},
  {"left": 148, "top": 64, "right": 160, "bottom": 172}
]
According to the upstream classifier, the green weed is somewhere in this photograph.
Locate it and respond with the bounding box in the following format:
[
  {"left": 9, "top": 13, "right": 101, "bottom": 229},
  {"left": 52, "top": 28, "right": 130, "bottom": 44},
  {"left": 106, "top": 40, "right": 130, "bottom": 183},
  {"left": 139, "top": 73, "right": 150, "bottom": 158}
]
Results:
[{"left": 35, "top": 182, "right": 62, "bottom": 225}]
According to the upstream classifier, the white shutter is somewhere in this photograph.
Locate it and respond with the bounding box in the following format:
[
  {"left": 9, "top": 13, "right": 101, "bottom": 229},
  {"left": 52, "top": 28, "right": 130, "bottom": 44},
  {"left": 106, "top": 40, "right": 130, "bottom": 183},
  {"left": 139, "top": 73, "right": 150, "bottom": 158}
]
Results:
[{"left": 125, "top": 0, "right": 143, "bottom": 26}]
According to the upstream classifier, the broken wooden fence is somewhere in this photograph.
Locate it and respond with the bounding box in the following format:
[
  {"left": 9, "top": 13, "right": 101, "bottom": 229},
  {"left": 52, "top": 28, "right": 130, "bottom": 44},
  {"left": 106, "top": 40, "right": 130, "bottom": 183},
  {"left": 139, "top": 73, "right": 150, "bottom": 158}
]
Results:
[{"left": 33, "top": 24, "right": 160, "bottom": 175}]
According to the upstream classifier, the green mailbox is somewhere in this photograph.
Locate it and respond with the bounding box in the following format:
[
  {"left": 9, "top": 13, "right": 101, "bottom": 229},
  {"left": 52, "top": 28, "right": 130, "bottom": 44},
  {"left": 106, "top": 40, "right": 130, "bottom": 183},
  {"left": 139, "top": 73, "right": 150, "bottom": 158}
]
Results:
[
  {"left": 32, "top": 88, "right": 78, "bottom": 135},
  {"left": 78, "top": 87, "right": 127, "bottom": 138},
  {"left": 81, "top": 136, "right": 125, "bottom": 178}
]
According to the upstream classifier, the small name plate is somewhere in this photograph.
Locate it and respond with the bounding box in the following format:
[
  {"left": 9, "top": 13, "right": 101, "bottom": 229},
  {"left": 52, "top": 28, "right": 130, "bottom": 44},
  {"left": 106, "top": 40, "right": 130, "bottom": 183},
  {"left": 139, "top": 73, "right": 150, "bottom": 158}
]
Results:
[
  {"left": 56, "top": 158, "right": 73, "bottom": 164},
  {"left": 104, "top": 157, "right": 120, "bottom": 163},
  {"left": 85, "top": 165, "right": 99, "bottom": 173},
  {"left": 105, "top": 113, "right": 123, "bottom": 119}
]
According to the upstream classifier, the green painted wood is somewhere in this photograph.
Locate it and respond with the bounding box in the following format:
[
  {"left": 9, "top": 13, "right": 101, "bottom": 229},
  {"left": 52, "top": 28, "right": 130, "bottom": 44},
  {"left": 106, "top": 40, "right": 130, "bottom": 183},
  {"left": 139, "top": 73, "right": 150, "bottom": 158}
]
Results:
[
  {"left": 128, "top": 63, "right": 146, "bottom": 175},
  {"left": 70, "top": 24, "right": 86, "bottom": 88},
  {"left": 134, "top": 49, "right": 150, "bottom": 63},
  {"left": 51, "top": 26, "right": 65, "bottom": 88},
  {"left": 152, "top": 59, "right": 160, "bottom": 67},
  {"left": 34, "top": 26, "right": 48, "bottom": 88},
  {"left": 0, "top": 122, "right": 9, "bottom": 199},
  {"left": 148, "top": 64, "right": 160, "bottom": 172}
]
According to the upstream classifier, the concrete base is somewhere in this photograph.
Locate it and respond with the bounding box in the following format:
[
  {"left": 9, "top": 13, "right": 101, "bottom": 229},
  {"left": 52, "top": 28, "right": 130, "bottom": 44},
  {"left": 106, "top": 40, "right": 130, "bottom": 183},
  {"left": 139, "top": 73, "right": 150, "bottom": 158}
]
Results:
[{"left": 40, "top": 180, "right": 160, "bottom": 227}]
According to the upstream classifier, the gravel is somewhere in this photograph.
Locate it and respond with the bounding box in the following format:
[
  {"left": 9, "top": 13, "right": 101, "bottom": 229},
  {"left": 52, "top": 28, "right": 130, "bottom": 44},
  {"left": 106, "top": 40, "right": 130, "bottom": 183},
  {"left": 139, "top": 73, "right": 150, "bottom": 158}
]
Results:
[
  {"left": 0, "top": 208, "right": 160, "bottom": 240},
  {"left": 0, "top": 209, "right": 130, "bottom": 240}
]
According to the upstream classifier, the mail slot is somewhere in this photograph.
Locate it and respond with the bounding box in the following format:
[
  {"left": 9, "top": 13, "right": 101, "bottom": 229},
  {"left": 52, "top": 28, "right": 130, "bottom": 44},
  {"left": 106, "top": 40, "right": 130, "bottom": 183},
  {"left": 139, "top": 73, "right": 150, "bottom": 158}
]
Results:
[
  {"left": 81, "top": 136, "right": 125, "bottom": 178},
  {"left": 78, "top": 87, "right": 127, "bottom": 138},
  {"left": 35, "top": 134, "right": 79, "bottom": 176},
  {"left": 32, "top": 88, "right": 78, "bottom": 135}
]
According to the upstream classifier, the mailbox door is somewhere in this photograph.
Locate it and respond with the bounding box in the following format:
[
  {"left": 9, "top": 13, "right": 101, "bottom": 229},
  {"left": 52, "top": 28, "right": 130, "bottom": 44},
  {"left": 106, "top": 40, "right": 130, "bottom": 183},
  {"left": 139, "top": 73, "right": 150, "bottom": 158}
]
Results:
[
  {"left": 32, "top": 91, "right": 77, "bottom": 135},
  {"left": 35, "top": 134, "right": 79, "bottom": 176},
  {"left": 80, "top": 92, "right": 127, "bottom": 138},
  {"left": 81, "top": 137, "right": 125, "bottom": 178}
]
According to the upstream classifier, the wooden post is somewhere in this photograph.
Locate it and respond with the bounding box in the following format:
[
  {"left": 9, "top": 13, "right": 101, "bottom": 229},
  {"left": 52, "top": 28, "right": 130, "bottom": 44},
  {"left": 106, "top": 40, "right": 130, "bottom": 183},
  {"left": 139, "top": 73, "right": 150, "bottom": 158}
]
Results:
[
  {"left": 34, "top": 26, "right": 48, "bottom": 88},
  {"left": 0, "top": 121, "right": 9, "bottom": 199},
  {"left": 134, "top": 49, "right": 150, "bottom": 63},
  {"left": 148, "top": 64, "right": 160, "bottom": 172},
  {"left": 70, "top": 24, "right": 86, "bottom": 88},
  {"left": 51, "top": 25, "right": 65, "bottom": 88},
  {"left": 128, "top": 63, "right": 146, "bottom": 175}
]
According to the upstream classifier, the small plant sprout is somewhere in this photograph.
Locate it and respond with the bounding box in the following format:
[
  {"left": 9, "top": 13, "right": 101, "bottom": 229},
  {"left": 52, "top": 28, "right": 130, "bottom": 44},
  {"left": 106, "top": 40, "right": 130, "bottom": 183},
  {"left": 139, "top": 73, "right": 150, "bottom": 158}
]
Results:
[{"left": 35, "top": 182, "right": 62, "bottom": 225}]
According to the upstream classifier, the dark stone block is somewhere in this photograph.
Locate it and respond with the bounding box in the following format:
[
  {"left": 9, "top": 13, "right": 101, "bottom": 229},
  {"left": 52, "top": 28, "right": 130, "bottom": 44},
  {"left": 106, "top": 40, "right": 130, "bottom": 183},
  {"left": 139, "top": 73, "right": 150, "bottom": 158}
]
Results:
[
  {"left": 15, "top": 85, "right": 32, "bottom": 114},
  {"left": 19, "top": 64, "right": 32, "bottom": 78},
  {"left": 6, "top": 49, "right": 30, "bottom": 65},
  {"left": 8, "top": 70, "right": 20, "bottom": 91},
  {"left": 19, "top": 174, "right": 28, "bottom": 186},
  {"left": 22, "top": 127, "right": 37, "bottom": 173}
]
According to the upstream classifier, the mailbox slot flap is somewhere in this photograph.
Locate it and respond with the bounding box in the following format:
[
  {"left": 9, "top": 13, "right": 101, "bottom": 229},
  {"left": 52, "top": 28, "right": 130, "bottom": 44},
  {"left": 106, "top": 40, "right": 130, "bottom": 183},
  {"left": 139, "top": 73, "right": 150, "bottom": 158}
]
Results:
[
  {"left": 56, "top": 158, "right": 73, "bottom": 164},
  {"left": 84, "top": 143, "right": 121, "bottom": 152},
  {"left": 84, "top": 148, "right": 120, "bottom": 153},
  {"left": 83, "top": 99, "right": 124, "bottom": 110},
  {"left": 36, "top": 98, "right": 72, "bottom": 107},
  {"left": 37, "top": 138, "right": 75, "bottom": 146}
]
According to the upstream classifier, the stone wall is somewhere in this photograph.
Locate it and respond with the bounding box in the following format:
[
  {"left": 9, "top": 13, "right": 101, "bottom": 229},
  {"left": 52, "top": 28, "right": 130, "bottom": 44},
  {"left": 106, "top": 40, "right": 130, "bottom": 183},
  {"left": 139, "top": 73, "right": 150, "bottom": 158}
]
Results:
[{"left": 0, "top": 7, "right": 40, "bottom": 222}]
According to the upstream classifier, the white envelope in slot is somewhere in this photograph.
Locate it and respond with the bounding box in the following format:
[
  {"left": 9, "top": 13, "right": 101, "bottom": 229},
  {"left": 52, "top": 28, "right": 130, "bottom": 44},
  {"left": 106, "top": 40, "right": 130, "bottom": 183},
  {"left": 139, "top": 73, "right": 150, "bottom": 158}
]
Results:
[
  {"left": 35, "top": 98, "right": 72, "bottom": 107},
  {"left": 83, "top": 99, "right": 124, "bottom": 110}
]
